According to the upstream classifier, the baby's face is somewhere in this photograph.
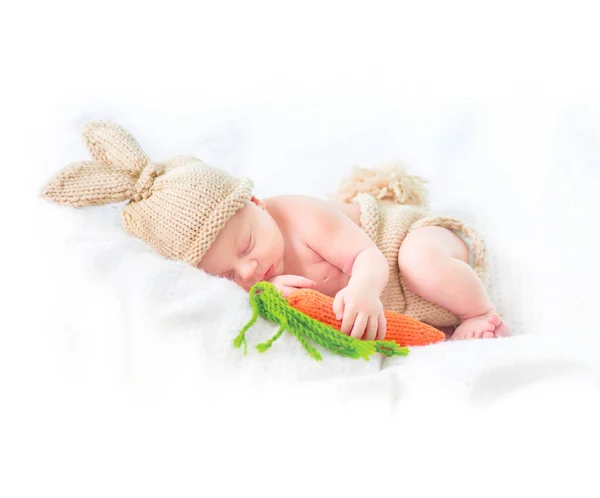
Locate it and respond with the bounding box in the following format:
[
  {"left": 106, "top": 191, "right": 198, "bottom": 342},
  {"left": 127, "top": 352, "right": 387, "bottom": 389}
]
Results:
[{"left": 198, "top": 196, "right": 285, "bottom": 291}]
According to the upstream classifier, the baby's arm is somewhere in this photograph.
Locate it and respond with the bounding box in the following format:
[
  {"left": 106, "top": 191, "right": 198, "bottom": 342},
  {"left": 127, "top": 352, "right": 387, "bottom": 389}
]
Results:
[{"left": 291, "top": 196, "right": 389, "bottom": 340}]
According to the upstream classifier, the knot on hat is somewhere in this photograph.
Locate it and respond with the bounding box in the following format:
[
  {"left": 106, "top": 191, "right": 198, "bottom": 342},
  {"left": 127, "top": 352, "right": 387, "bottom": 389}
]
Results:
[{"left": 131, "top": 162, "right": 165, "bottom": 202}]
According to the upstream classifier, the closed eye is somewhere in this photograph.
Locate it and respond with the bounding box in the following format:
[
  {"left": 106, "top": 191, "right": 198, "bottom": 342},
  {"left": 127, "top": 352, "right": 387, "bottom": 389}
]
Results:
[{"left": 242, "top": 233, "right": 253, "bottom": 256}]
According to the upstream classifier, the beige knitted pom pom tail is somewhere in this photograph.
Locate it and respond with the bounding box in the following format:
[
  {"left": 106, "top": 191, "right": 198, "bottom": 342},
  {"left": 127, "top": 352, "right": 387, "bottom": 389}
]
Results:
[
  {"left": 40, "top": 160, "right": 138, "bottom": 208},
  {"left": 336, "top": 162, "right": 430, "bottom": 209}
]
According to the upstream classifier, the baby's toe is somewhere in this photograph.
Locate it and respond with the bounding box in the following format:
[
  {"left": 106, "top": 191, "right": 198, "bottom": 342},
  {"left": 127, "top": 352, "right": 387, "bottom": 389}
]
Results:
[
  {"left": 483, "top": 321, "right": 496, "bottom": 333},
  {"left": 494, "top": 322, "right": 510, "bottom": 337},
  {"left": 475, "top": 326, "right": 495, "bottom": 339},
  {"left": 482, "top": 331, "right": 495, "bottom": 339},
  {"left": 487, "top": 313, "right": 502, "bottom": 328}
]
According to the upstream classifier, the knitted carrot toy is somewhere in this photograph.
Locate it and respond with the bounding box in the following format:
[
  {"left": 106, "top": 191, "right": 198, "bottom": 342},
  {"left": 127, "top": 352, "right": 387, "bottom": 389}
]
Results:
[
  {"left": 234, "top": 282, "right": 409, "bottom": 361},
  {"left": 287, "top": 289, "right": 446, "bottom": 347}
]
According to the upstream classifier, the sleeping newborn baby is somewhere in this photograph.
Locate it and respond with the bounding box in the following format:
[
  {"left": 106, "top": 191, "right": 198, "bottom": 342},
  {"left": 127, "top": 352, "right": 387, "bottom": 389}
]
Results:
[{"left": 41, "top": 121, "right": 509, "bottom": 342}]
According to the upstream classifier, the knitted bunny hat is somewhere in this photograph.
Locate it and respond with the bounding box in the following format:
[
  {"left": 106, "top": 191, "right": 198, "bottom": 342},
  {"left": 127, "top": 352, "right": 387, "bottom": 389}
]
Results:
[{"left": 41, "top": 121, "right": 254, "bottom": 267}]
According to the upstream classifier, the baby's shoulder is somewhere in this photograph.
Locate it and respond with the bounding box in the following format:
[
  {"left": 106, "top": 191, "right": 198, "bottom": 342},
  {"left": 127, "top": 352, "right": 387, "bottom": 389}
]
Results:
[
  {"left": 264, "top": 194, "right": 329, "bottom": 215},
  {"left": 264, "top": 195, "right": 333, "bottom": 230},
  {"left": 264, "top": 194, "right": 360, "bottom": 230}
]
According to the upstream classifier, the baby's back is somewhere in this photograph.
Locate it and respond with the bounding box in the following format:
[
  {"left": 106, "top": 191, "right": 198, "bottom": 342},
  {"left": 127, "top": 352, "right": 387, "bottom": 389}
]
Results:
[{"left": 264, "top": 195, "right": 362, "bottom": 297}]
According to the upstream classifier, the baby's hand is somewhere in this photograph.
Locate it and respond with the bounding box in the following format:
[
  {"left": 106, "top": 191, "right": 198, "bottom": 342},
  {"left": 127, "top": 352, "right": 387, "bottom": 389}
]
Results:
[
  {"left": 332, "top": 284, "right": 386, "bottom": 341},
  {"left": 268, "top": 274, "right": 316, "bottom": 298}
]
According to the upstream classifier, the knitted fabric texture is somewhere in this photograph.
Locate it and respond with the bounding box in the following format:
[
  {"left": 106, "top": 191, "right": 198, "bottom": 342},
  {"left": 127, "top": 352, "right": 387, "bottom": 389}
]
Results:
[
  {"left": 286, "top": 289, "right": 445, "bottom": 346},
  {"left": 234, "top": 282, "right": 409, "bottom": 361},
  {"left": 337, "top": 164, "right": 487, "bottom": 328},
  {"left": 336, "top": 163, "right": 430, "bottom": 208},
  {"left": 40, "top": 121, "right": 253, "bottom": 267}
]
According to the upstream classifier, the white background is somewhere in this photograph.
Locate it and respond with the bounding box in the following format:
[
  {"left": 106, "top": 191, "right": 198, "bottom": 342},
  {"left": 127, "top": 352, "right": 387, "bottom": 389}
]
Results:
[{"left": 2, "top": 1, "right": 600, "bottom": 497}]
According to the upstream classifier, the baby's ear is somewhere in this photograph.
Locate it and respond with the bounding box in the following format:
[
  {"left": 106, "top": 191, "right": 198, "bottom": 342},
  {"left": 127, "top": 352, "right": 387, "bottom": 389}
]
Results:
[{"left": 250, "top": 195, "right": 264, "bottom": 208}]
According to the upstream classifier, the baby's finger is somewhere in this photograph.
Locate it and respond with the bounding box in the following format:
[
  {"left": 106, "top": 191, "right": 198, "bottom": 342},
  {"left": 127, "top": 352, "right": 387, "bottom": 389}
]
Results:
[
  {"left": 340, "top": 308, "right": 357, "bottom": 336},
  {"left": 363, "top": 316, "right": 378, "bottom": 341},
  {"left": 332, "top": 292, "right": 344, "bottom": 321},
  {"left": 297, "top": 276, "right": 317, "bottom": 288},
  {"left": 279, "top": 286, "right": 295, "bottom": 298},
  {"left": 376, "top": 313, "right": 387, "bottom": 341},
  {"left": 350, "top": 313, "right": 369, "bottom": 339}
]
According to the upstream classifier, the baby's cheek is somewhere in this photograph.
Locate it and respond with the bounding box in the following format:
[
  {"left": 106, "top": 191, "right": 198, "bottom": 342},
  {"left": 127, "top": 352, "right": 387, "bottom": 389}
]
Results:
[{"left": 237, "top": 279, "right": 251, "bottom": 292}]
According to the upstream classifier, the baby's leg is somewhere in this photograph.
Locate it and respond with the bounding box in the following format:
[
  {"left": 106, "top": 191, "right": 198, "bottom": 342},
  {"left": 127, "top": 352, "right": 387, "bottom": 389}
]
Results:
[{"left": 397, "top": 226, "right": 509, "bottom": 340}]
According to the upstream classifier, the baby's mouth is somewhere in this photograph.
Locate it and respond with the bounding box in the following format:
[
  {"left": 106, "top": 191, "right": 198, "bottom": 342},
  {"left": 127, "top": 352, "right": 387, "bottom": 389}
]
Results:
[{"left": 263, "top": 265, "right": 275, "bottom": 281}]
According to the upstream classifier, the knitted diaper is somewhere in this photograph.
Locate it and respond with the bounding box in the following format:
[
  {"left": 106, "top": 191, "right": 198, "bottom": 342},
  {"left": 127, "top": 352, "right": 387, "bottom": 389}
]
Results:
[{"left": 336, "top": 166, "right": 487, "bottom": 328}]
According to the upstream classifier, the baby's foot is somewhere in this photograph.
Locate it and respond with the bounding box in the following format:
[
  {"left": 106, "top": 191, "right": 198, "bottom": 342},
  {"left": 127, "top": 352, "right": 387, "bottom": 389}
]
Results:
[{"left": 451, "top": 311, "right": 510, "bottom": 340}]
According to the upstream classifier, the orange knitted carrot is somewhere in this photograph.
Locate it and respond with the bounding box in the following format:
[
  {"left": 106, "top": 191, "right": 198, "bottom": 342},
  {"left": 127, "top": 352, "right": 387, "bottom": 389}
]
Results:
[{"left": 287, "top": 289, "right": 445, "bottom": 347}]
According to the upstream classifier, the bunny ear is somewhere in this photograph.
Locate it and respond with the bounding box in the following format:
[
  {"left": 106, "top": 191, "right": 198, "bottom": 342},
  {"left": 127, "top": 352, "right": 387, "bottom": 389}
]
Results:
[
  {"left": 82, "top": 121, "right": 150, "bottom": 172},
  {"left": 40, "top": 160, "right": 136, "bottom": 208}
]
